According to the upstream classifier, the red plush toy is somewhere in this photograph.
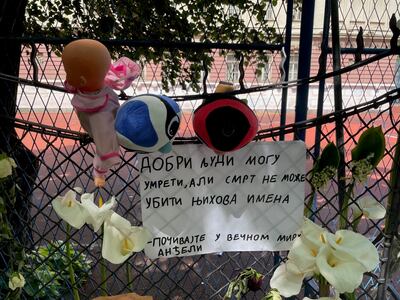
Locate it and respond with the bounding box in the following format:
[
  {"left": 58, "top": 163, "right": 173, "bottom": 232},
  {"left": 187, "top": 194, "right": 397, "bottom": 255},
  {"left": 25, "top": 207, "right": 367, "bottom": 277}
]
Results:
[{"left": 193, "top": 82, "right": 258, "bottom": 153}]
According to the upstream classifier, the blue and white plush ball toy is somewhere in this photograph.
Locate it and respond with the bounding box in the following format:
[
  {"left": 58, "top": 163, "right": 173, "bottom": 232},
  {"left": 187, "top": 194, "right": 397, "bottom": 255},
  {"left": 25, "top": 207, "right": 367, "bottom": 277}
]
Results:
[{"left": 115, "top": 94, "right": 181, "bottom": 153}]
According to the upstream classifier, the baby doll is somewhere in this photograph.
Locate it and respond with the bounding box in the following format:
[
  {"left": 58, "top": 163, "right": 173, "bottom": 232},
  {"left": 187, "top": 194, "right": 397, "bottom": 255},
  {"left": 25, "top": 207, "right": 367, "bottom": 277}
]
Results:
[{"left": 62, "top": 39, "right": 140, "bottom": 187}]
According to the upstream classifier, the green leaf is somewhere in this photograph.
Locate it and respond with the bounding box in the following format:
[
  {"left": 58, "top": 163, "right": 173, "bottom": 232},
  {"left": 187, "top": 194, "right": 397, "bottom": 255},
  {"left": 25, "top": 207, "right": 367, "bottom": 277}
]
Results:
[
  {"left": 12, "top": 241, "right": 93, "bottom": 299},
  {"left": 351, "top": 126, "right": 385, "bottom": 167},
  {"left": 24, "top": 0, "right": 282, "bottom": 91},
  {"left": 309, "top": 142, "right": 340, "bottom": 190},
  {"left": 38, "top": 246, "right": 49, "bottom": 258},
  {"left": 0, "top": 153, "right": 9, "bottom": 160},
  {"left": 313, "top": 142, "right": 340, "bottom": 173},
  {"left": 262, "top": 289, "right": 282, "bottom": 300},
  {"left": 343, "top": 291, "right": 357, "bottom": 300}
]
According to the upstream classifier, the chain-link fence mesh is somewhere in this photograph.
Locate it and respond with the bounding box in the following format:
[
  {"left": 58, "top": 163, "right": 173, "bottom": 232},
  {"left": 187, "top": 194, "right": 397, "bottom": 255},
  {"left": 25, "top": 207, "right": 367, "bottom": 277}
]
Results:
[{"left": 1, "top": 0, "right": 400, "bottom": 299}]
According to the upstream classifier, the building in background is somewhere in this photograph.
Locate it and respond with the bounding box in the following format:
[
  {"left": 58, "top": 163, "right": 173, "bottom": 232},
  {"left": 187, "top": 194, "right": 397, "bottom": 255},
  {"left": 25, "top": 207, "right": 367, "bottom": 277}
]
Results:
[{"left": 18, "top": 1, "right": 398, "bottom": 112}]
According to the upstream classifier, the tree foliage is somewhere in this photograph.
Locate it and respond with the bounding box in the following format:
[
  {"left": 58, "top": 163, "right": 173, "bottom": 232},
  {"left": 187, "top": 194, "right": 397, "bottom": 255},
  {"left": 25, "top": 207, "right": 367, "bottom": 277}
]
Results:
[{"left": 25, "top": 0, "right": 290, "bottom": 91}]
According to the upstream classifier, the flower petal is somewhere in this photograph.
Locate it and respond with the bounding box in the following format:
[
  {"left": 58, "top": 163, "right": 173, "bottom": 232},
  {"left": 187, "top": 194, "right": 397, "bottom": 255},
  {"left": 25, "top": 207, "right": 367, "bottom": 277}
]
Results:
[
  {"left": 99, "top": 196, "right": 116, "bottom": 214},
  {"left": 270, "top": 262, "right": 304, "bottom": 297},
  {"left": 80, "top": 194, "right": 115, "bottom": 232},
  {"left": 301, "top": 218, "right": 327, "bottom": 250},
  {"left": 316, "top": 246, "right": 365, "bottom": 293},
  {"left": 8, "top": 158, "right": 17, "bottom": 168},
  {"left": 102, "top": 213, "right": 151, "bottom": 264},
  {"left": 108, "top": 211, "right": 133, "bottom": 233},
  {"left": 128, "top": 226, "right": 152, "bottom": 252},
  {"left": 351, "top": 196, "right": 386, "bottom": 220},
  {"left": 52, "top": 190, "right": 86, "bottom": 229},
  {"left": 324, "top": 230, "right": 379, "bottom": 272},
  {"left": 288, "top": 236, "right": 318, "bottom": 273},
  {"left": 8, "top": 273, "right": 25, "bottom": 290},
  {"left": 108, "top": 213, "right": 152, "bottom": 251},
  {"left": 0, "top": 157, "right": 13, "bottom": 178},
  {"left": 102, "top": 219, "right": 130, "bottom": 264},
  {"left": 73, "top": 186, "right": 83, "bottom": 194}
]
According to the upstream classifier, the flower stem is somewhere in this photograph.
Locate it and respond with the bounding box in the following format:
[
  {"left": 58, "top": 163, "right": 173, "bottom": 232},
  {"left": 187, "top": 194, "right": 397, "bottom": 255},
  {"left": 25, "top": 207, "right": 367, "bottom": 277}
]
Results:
[
  {"left": 126, "top": 263, "right": 133, "bottom": 290},
  {"left": 66, "top": 224, "right": 80, "bottom": 300},
  {"left": 351, "top": 213, "right": 362, "bottom": 231},
  {"left": 100, "top": 224, "right": 108, "bottom": 296},
  {"left": 319, "top": 276, "right": 330, "bottom": 297},
  {"left": 304, "top": 188, "right": 316, "bottom": 218},
  {"left": 97, "top": 196, "right": 108, "bottom": 295},
  {"left": 343, "top": 292, "right": 356, "bottom": 300},
  {"left": 100, "top": 257, "right": 108, "bottom": 295},
  {"left": 339, "top": 180, "right": 355, "bottom": 230}
]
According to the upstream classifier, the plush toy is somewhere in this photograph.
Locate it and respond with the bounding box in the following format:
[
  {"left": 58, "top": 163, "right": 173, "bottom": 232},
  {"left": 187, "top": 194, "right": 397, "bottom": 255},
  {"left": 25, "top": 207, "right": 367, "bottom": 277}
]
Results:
[
  {"left": 115, "top": 94, "right": 181, "bottom": 153},
  {"left": 193, "top": 81, "right": 258, "bottom": 153},
  {"left": 62, "top": 39, "right": 141, "bottom": 187}
]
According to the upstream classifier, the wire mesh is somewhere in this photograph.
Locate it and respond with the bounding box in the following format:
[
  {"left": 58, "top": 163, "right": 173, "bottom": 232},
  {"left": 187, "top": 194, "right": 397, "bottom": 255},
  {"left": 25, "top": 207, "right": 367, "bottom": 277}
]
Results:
[{"left": 1, "top": 1, "right": 400, "bottom": 299}]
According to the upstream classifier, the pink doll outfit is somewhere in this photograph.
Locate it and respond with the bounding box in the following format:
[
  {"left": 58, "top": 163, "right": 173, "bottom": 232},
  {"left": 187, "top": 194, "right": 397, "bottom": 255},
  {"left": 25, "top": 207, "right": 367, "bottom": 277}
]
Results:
[
  {"left": 69, "top": 86, "right": 121, "bottom": 179},
  {"left": 65, "top": 57, "right": 141, "bottom": 180},
  {"left": 104, "top": 57, "right": 142, "bottom": 90}
]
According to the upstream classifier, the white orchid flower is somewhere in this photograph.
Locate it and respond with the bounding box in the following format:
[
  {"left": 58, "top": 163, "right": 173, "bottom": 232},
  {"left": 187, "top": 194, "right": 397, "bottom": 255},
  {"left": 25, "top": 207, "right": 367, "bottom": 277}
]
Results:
[
  {"left": 316, "top": 246, "right": 365, "bottom": 293},
  {"left": 351, "top": 196, "right": 386, "bottom": 220},
  {"left": 80, "top": 193, "right": 116, "bottom": 232},
  {"left": 102, "top": 212, "right": 152, "bottom": 264},
  {"left": 323, "top": 230, "right": 379, "bottom": 272},
  {"left": 52, "top": 190, "right": 86, "bottom": 229},
  {"left": 270, "top": 261, "right": 311, "bottom": 297}
]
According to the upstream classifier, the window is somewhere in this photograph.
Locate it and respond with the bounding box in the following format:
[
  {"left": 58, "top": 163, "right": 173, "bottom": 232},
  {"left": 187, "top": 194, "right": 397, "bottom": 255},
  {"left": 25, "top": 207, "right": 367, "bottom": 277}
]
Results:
[
  {"left": 36, "top": 52, "right": 45, "bottom": 65},
  {"left": 288, "top": 54, "right": 299, "bottom": 81},
  {"left": 227, "top": 5, "right": 240, "bottom": 18},
  {"left": 256, "top": 59, "right": 271, "bottom": 82},
  {"left": 226, "top": 54, "right": 240, "bottom": 82},
  {"left": 292, "top": 8, "right": 302, "bottom": 21},
  {"left": 266, "top": 3, "right": 274, "bottom": 20},
  {"left": 27, "top": 50, "right": 44, "bottom": 66},
  {"left": 395, "top": 57, "right": 400, "bottom": 89}
]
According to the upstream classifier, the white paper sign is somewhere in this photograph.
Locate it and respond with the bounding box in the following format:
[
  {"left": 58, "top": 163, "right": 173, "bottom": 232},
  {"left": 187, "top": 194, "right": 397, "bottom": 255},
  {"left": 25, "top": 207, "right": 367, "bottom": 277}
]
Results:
[{"left": 139, "top": 141, "right": 306, "bottom": 259}]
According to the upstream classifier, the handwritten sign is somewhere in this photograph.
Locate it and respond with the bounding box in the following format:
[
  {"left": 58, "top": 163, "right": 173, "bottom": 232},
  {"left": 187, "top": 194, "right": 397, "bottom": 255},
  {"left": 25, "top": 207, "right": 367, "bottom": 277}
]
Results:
[{"left": 139, "top": 141, "right": 306, "bottom": 259}]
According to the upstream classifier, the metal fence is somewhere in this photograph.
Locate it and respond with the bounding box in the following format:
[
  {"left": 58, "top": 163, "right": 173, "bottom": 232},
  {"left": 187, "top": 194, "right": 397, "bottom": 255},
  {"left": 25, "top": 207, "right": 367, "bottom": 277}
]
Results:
[{"left": 1, "top": 0, "right": 400, "bottom": 299}]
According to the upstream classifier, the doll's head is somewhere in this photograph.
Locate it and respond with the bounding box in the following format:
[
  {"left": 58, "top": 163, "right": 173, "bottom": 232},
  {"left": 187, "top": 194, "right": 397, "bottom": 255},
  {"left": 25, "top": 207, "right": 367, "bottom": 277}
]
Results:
[{"left": 62, "top": 39, "right": 111, "bottom": 92}]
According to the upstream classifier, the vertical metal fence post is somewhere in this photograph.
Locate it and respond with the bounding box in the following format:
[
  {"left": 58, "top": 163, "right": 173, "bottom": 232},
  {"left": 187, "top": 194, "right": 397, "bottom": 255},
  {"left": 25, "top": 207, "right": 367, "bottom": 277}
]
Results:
[
  {"left": 294, "top": 0, "right": 316, "bottom": 141},
  {"left": 279, "top": 0, "right": 293, "bottom": 141},
  {"left": 0, "top": 0, "right": 27, "bottom": 130},
  {"left": 290, "top": 2, "right": 316, "bottom": 299},
  {"left": 274, "top": 0, "right": 295, "bottom": 271},
  {"left": 314, "top": 0, "right": 331, "bottom": 157},
  {"left": 0, "top": 0, "right": 36, "bottom": 252},
  {"left": 376, "top": 132, "right": 400, "bottom": 299},
  {"left": 330, "top": 0, "right": 346, "bottom": 228}
]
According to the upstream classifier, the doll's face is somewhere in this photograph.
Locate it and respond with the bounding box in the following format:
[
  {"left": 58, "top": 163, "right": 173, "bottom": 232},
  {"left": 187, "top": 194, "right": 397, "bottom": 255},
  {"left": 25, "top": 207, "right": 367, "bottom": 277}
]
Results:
[{"left": 62, "top": 39, "right": 111, "bottom": 92}]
